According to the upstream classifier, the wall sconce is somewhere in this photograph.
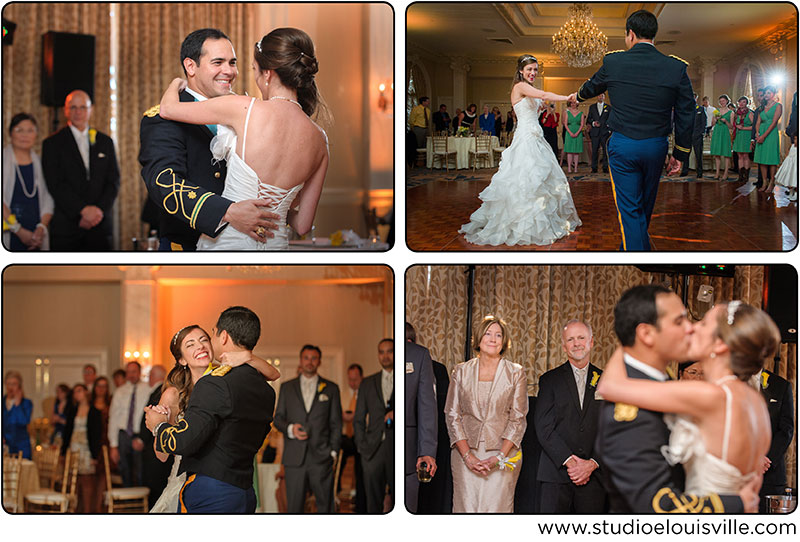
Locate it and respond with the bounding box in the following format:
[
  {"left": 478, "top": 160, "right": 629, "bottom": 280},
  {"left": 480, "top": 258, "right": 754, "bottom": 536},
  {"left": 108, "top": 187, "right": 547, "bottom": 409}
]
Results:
[
  {"left": 34, "top": 357, "right": 50, "bottom": 393},
  {"left": 124, "top": 350, "right": 150, "bottom": 362},
  {"left": 377, "top": 82, "right": 393, "bottom": 112}
]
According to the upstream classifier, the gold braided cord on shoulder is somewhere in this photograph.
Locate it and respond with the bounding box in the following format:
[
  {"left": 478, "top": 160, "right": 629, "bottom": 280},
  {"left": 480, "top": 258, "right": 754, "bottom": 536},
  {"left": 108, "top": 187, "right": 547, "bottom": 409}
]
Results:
[
  {"left": 605, "top": 49, "right": 624, "bottom": 56},
  {"left": 143, "top": 104, "right": 160, "bottom": 117},
  {"left": 154, "top": 168, "right": 203, "bottom": 222},
  {"left": 158, "top": 418, "right": 189, "bottom": 453},
  {"left": 651, "top": 487, "right": 723, "bottom": 513},
  {"left": 669, "top": 54, "right": 689, "bottom": 65}
]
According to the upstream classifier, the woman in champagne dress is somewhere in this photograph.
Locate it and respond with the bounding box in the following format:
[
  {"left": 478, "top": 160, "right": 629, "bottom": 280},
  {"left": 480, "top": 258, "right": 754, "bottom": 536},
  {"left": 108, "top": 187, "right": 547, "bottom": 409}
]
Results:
[
  {"left": 444, "top": 316, "right": 528, "bottom": 512},
  {"left": 598, "top": 302, "right": 778, "bottom": 497}
]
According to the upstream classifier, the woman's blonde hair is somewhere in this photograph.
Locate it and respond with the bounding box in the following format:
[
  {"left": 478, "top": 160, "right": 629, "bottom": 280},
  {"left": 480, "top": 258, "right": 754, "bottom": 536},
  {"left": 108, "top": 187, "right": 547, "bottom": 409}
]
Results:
[
  {"left": 714, "top": 302, "right": 781, "bottom": 381},
  {"left": 472, "top": 315, "right": 511, "bottom": 355}
]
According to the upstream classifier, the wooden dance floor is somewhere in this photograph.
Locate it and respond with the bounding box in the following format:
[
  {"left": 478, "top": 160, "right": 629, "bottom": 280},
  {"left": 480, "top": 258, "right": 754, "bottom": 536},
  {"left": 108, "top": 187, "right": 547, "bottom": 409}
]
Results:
[{"left": 406, "top": 170, "right": 798, "bottom": 251}]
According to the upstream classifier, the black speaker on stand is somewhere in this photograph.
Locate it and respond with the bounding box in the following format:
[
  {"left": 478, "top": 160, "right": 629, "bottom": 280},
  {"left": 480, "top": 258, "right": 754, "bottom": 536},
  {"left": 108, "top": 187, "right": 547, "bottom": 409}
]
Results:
[{"left": 40, "top": 31, "right": 95, "bottom": 133}]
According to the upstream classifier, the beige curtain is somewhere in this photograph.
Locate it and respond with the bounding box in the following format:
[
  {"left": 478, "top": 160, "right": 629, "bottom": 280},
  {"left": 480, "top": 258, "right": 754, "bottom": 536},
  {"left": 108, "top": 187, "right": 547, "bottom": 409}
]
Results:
[
  {"left": 116, "top": 3, "right": 250, "bottom": 248},
  {"left": 2, "top": 3, "right": 111, "bottom": 147}
]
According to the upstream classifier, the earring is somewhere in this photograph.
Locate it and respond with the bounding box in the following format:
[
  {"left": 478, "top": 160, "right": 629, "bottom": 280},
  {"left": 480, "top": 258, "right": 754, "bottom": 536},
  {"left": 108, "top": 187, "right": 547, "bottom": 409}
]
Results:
[{"left": 710, "top": 352, "right": 716, "bottom": 359}]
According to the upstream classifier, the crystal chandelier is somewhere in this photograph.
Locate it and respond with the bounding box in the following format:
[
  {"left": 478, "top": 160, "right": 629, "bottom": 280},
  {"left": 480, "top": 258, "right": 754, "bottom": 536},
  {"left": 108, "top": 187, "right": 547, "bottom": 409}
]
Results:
[{"left": 551, "top": 3, "right": 608, "bottom": 68}]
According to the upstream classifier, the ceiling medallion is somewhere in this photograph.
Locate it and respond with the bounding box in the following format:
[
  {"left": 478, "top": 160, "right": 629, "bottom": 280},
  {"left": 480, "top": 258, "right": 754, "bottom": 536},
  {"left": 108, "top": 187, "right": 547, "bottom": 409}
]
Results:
[{"left": 551, "top": 3, "right": 608, "bottom": 68}]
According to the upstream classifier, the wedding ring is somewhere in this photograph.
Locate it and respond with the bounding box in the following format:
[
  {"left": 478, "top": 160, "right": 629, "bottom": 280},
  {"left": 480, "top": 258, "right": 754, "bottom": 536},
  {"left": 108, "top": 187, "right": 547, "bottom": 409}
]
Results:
[{"left": 256, "top": 226, "right": 266, "bottom": 237}]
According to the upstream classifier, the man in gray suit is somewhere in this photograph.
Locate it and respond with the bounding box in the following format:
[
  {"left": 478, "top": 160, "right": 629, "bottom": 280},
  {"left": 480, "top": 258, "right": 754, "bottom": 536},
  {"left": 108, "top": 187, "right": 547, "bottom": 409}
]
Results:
[
  {"left": 403, "top": 331, "right": 437, "bottom": 513},
  {"left": 354, "top": 338, "right": 395, "bottom": 513},
  {"left": 274, "top": 344, "right": 342, "bottom": 513}
]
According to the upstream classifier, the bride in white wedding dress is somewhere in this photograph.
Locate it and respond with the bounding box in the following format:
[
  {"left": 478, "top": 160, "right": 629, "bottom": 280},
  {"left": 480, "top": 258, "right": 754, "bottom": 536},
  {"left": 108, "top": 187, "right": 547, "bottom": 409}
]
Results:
[
  {"left": 598, "top": 302, "right": 779, "bottom": 496},
  {"left": 159, "top": 28, "right": 329, "bottom": 250},
  {"left": 459, "top": 54, "right": 581, "bottom": 246},
  {"left": 149, "top": 325, "right": 279, "bottom": 513}
]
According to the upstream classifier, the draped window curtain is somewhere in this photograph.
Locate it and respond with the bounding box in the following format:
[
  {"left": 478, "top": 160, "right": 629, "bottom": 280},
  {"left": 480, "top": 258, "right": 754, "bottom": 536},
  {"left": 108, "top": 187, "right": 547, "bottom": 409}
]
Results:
[{"left": 2, "top": 3, "right": 252, "bottom": 249}]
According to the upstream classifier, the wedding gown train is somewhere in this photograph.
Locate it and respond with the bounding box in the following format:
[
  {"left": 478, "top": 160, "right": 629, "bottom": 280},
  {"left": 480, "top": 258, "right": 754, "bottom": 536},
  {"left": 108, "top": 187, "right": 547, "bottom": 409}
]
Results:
[
  {"left": 459, "top": 97, "right": 581, "bottom": 246},
  {"left": 149, "top": 455, "right": 185, "bottom": 513}
]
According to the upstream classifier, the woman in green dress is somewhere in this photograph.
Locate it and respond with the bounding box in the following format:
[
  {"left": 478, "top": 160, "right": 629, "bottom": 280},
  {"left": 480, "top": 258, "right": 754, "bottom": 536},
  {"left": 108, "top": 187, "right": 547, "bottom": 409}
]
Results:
[
  {"left": 709, "top": 94, "right": 733, "bottom": 180},
  {"left": 731, "top": 96, "right": 755, "bottom": 182},
  {"left": 754, "top": 86, "right": 783, "bottom": 193},
  {"left": 562, "top": 98, "right": 585, "bottom": 173}
]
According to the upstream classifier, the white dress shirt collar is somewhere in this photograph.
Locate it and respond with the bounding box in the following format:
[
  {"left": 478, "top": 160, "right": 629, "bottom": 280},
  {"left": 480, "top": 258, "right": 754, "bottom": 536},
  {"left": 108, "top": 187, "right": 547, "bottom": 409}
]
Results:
[
  {"left": 184, "top": 87, "right": 208, "bottom": 102},
  {"left": 623, "top": 353, "right": 667, "bottom": 381}
]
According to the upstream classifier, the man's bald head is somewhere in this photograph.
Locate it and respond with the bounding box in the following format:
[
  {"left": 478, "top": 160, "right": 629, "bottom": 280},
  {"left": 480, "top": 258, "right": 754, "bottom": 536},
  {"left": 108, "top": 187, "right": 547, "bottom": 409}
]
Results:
[{"left": 64, "top": 90, "right": 93, "bottom": 131}]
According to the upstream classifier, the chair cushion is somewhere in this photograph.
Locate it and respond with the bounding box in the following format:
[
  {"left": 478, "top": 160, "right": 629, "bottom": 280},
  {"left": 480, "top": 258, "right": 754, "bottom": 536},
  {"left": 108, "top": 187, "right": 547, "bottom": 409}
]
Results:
[
  {"left": 109, "top": 487, "right": 150, "bottom": 499},
  {"left": 25, "top": 491, "right": 67, "bottom": 504}
]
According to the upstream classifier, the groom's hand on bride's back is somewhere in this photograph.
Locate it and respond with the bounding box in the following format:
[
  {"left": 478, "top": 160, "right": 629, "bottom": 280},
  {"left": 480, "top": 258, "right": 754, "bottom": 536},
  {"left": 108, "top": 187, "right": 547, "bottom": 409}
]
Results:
[
  {"left": 738, "top": 475, "right": 761, "bottom": 513},
  {"left": 223, "top": 200, "right": 280, "bottom": 241}
]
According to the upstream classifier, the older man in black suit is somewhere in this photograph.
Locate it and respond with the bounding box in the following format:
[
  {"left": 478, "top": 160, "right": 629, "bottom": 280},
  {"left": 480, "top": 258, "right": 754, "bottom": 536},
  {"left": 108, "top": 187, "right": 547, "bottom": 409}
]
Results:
[
  {"left": 587, "top": 94, "right": 611, "bottom": 173},
  {"left": 758, "top": 369, "right": 794, "bottom": 511},
  {"left": 42, "top": 90, "right": 119, "bottom": 251},
  {"left": 535, "top": 319, "right": 606, "bottom": 513},
  {"left": 354, "top": 339, "right": 397, "bottom": 513},
  {"left": 273, "top": 345, "right": 342, "bottom": 513},
  {"left": 139, "top": 28, "right": 277, "bottom": 251}
]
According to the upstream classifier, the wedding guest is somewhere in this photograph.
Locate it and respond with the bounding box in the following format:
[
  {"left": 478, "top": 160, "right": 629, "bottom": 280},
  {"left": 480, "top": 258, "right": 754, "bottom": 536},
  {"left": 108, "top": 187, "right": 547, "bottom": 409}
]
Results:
[
  {"left": 732, "top": 96, "right": 755, "bottom": 182},
  {"left": 680, "top": 94, "right": 706, "bottom": 178},
  {"left": 786, "top": 91, "right": 798, "bottom": 144},
  {"left": 42, "top": 90, "right": 120, "bottom": 251},
  {"left": 409, "top": 96, "right": 431, "bottom": 148},
  {"left": 702, "top": 96, "right": 716, "bottom": 137},
  {"left": 107, "top": 361, "right": 150, "bottom": 487},
  {"left": 61, "top": 383, "right": 102, "bottom": 513},
  {"left": 758, "top": 369, "right": 794, "bottom": 511},
  {"left": 2, "top": 371, "right": 33, "bottom": 458},
  {"left": 587, "top": 93, "right": 611, "bottom": 173},
  {"left": 751, "top": 88, "right": 767, "bottom": 188},
  {"left": 493, "top": 107, "right": 504, "bottom": 136},
  {"left": 479, "top": 105, "right": 494, "bottom": 134},
  {"left": 340, "top": 363, "right": 366, "bottom": 513},
  {"left": 754, "top": 86, "right": 782, "bottom": 194},
  {"left": 112, "top": 369, "right": 126, "bottom": 390},
  {"left": 2, "top": 113, "right": 53, "bottom": 251},
  {"left": 432, "top": 104, "right": 451, "bottom": 134},
  {"left": 50, "top": 383, "right": 70, "bottom": 444},
  {"left": 539, "top": 103, "right": 560, "bottom": 157},
  {"left": 274, "top": 345, "right": 342, "bottom": 513},
  {"left": 709, "top": 94, "right": 733, "bottom": 180},
  {"left": 445, "top": 316, "right": 527, "bottom": 512},
  {"left": 82, "top": 364, "right": 97, "bottom": 388},
  {"left": 678, "top": 361, "right": 704, "bottom": 381},
  {"left": 452, "top": 108, "right": 463, "bottom": 134},
  {"left": 563, "top": 99, "right": 585, "bottom": 173},
  {"left": 462, "top": 104, "right": 478, "bottom": 132},
  {"left": 90, "top": 376, "right": 111, "bottom": 512},
  {"left": 535, "top": 320, "right": 606, "bottom": 513},
  {"left": 505, "top": 110, "right": 515, "bottom": 133}
]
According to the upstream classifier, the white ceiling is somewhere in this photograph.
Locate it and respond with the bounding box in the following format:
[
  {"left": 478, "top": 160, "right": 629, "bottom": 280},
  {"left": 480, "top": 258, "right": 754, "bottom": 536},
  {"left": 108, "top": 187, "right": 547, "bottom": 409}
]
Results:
[{"left": 407, "top": 2, "right": 797, "bottom": 65}]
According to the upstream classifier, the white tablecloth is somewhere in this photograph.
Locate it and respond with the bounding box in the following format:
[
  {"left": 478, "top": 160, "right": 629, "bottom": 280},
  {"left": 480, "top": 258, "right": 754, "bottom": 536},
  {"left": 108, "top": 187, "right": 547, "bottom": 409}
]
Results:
[{"left": 426, "top": 136, "right": 501, "bottom": 169}]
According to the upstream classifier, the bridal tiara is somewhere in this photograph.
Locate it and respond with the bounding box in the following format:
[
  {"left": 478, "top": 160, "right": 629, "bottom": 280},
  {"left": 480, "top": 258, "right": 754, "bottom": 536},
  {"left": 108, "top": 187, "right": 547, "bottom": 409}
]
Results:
[
  {"left": 255, "top": 40, "right": 315, "bottom": 64},
  {"left": 726, "top": 300, "right": 742, "bottom": 326}
]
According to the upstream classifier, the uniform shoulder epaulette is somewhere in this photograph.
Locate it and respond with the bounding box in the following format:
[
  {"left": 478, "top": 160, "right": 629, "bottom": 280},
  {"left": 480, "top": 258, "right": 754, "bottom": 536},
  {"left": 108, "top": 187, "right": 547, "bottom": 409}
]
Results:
[
  {"left": 143, "top": 104, "right": 160, "bottom": 118},
  {"left": 669, "top": 54, "right": 689, "bottom": 66},
  {"left": 605, "top": 49, "right": 624, "bottom": 56},
  {"left": 211, "top": 365, "right": 232, "bottom": 377}
]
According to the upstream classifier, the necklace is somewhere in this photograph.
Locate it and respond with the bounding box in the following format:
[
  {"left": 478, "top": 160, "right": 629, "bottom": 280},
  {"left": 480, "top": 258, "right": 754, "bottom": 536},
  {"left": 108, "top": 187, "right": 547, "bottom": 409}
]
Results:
[
  {"left": 269, "top": 96, "right": 302, "bottom": 109},
  {"left": 714, "top": 374, "right": 738, "bottom": 386},
  {"left": 13, "top": 158, "right": 37, "bottom": 199}
]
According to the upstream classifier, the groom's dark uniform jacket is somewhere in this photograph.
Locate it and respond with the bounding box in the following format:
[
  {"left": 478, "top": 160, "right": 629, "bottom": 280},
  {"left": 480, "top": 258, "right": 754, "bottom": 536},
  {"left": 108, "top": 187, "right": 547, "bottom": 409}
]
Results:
[
  {"left": 596, "top": 362, "right": 743, "bottom": 513},
  {"left": 139, "top": 90, "right": 231, "bottom": 250},
  {"left": 154, "top": 364, "right": 276, "bottom": 489}
]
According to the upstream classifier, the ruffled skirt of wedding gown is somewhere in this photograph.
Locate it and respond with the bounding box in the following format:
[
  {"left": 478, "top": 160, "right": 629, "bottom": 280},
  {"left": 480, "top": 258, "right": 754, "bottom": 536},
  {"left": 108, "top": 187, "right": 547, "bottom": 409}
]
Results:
[
  {"left": 775, "top": 144, "right": 797, "bottom": 189},
  {"left": 459, "top": 126, "right": 581, "bottom": 246},
  {"left": 149, "top": 456, "right": 185, "bottom": 513}
]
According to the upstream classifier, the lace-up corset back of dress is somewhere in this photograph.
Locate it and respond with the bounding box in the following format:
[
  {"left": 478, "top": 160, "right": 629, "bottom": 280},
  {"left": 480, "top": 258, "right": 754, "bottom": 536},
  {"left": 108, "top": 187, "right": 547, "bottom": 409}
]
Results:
[
  {"left": 210, "top": 98, "right": 304, "bottom": 247},
  {"left": 513, "top": 97, "right": 544, "bottom": 138}
]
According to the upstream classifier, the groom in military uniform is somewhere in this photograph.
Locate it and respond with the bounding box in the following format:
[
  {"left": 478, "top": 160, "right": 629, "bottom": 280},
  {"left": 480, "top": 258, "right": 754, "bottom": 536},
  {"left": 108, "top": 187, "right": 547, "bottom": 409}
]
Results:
[
  {"left": 139, "top": 28, "right": 278, "bottom": 250},
  {"left": 145, "top": 306, "right": 275, "bottom": 512},
  {"left": 572, "top": 10, "right": 695, "bottom": 251},
  {"left": 597, "top": 285, "right": 758, "bottom": 513}
]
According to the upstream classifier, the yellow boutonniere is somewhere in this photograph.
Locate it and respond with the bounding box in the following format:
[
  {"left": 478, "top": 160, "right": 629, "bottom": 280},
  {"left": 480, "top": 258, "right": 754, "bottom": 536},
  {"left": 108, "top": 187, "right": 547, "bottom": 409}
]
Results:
[
  {"left": 761, "top": 371, "right": 769, "bottom": 390},
  {"left": 590, "top": 371, "right": 600, "bottom": 387},
  {"left": 89, "top": 128, "right": 97, "bottom": 145},
  {"left": 497, "top": 450, "right": 522, "bottom": 471},
  {"left": 317, "top": 382, "right": 326, "bottom": 393}
]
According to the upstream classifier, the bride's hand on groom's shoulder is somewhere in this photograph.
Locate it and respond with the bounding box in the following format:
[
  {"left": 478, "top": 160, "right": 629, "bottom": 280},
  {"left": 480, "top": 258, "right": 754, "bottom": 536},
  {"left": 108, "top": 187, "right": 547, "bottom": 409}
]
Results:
[{"left": 169, "top": 78, "right": 188, "bottom": 93}]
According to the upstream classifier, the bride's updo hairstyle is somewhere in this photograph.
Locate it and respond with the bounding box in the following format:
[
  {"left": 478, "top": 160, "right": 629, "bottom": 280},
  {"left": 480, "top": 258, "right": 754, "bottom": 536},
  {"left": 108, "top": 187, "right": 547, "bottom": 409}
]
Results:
[
  {"left": 255, "top": 28, "right": 321, "bottom": 117},
  {"left": 167, "top": 324, "right": 207, "bottom": 413},
  {"left": 512, "top": 54, "right": 538, "bottom": 87},
  {"left": 715, "top": 302, "right": 781, "bottom": 381}
]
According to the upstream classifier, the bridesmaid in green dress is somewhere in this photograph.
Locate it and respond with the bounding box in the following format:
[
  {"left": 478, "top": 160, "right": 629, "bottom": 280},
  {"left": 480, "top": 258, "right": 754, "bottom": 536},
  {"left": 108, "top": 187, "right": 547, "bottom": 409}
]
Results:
[
  {"left": 562, "top": 99, "right": 585, "bottom": 173},
  {"left": 709, "top": 94, "right": 733, "bottom": 180},
  {"left": 732, "top": 96, "right": 755, "bottom": 182},
  {"left": 754, "top": 86, "right": 783, "bottom": 193}
]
